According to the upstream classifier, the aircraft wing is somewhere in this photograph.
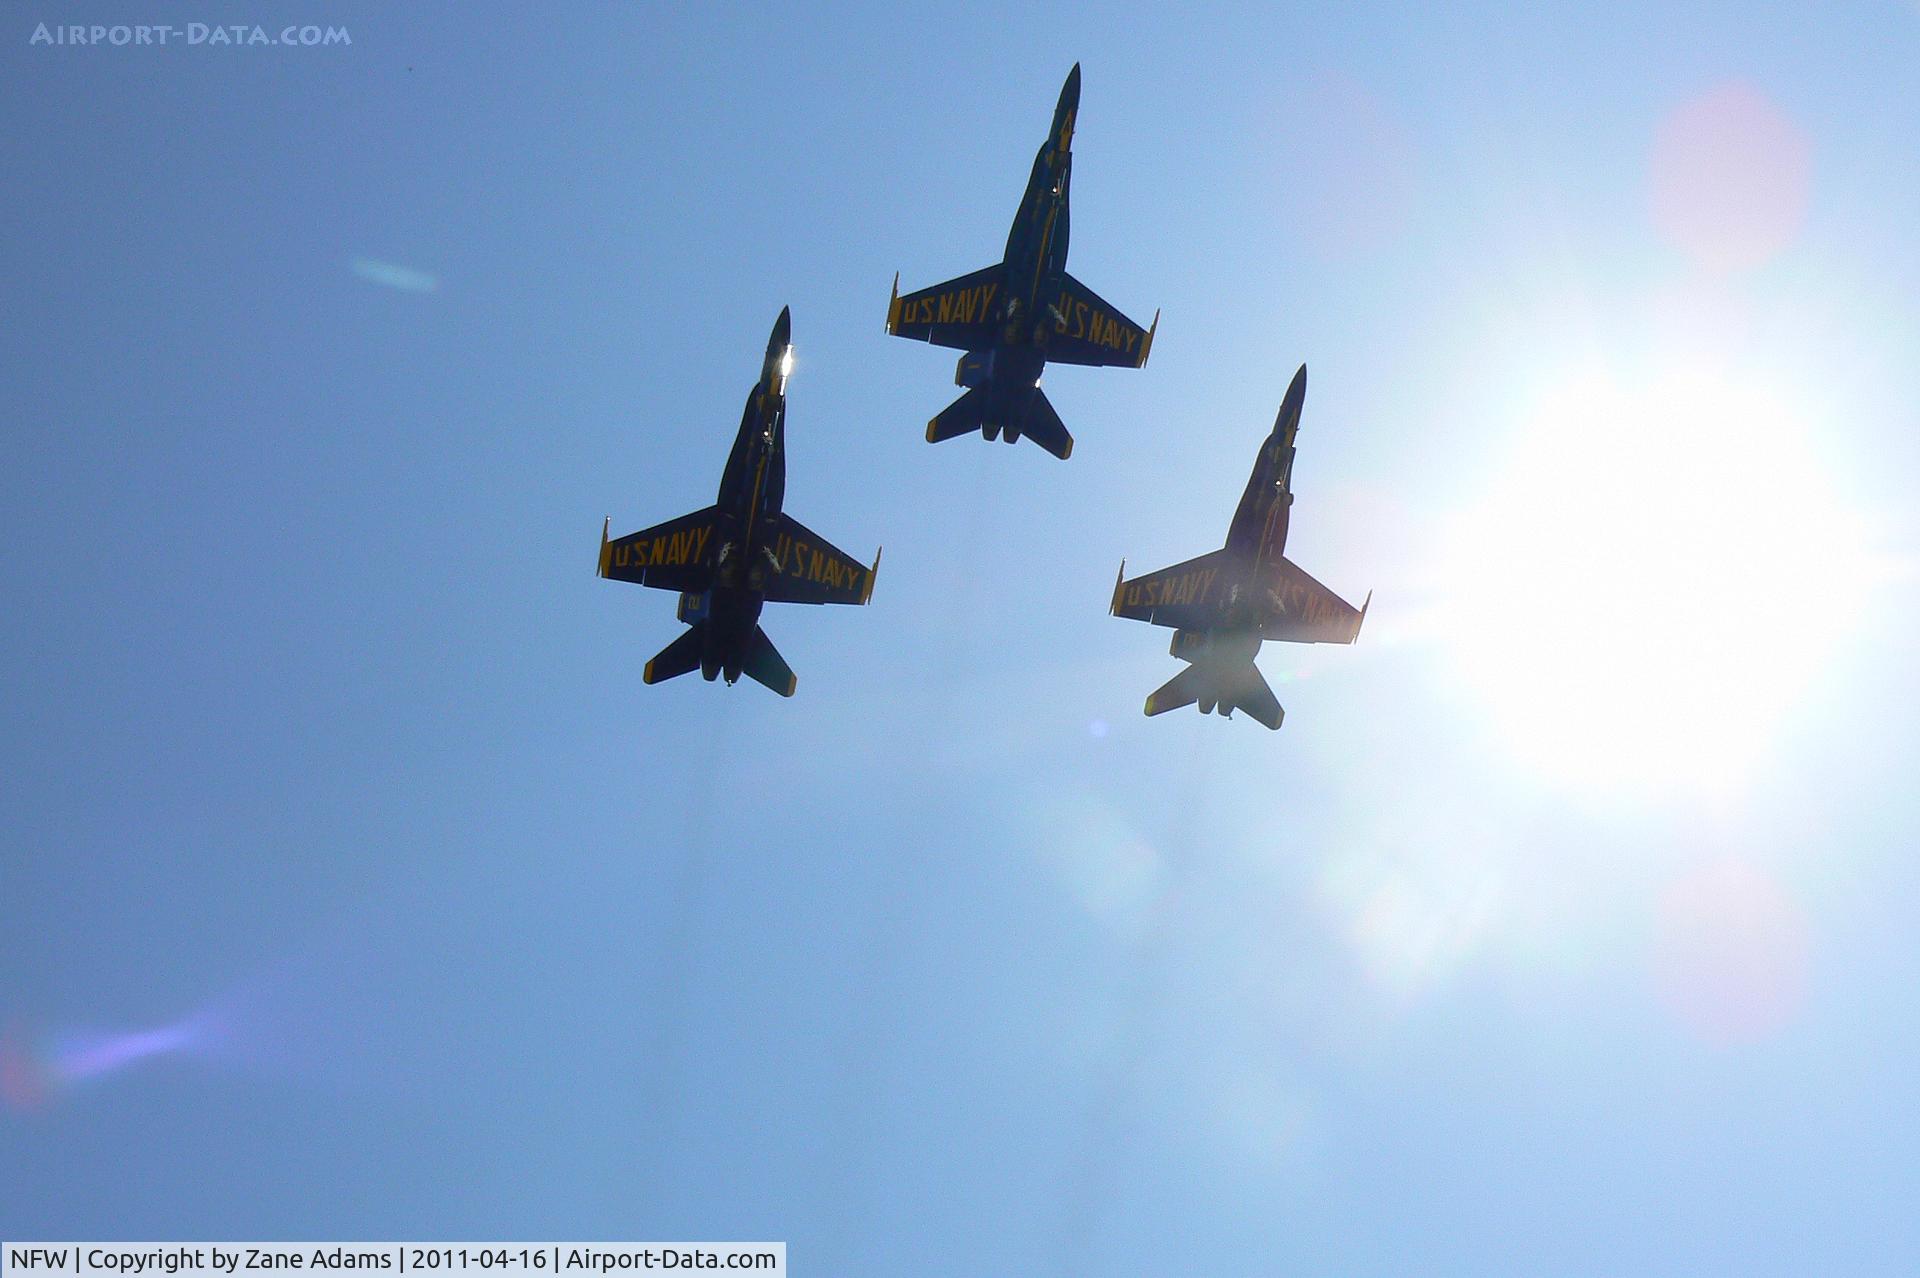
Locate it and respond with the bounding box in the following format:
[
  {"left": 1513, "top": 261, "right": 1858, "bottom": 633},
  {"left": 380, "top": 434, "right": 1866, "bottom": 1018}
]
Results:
[
  {"left": 1045, "top": 272, "right": 1156, "bottom": 367},
  {"left": 1110, "top": 549, "right": 1230, "bottom": 630},
  {"left": 1259, "top": 557, "right": 1367, "bottom": 644},
  {"left": 599, "top": 507, "right": 721, "bottom": 593},
  {"left": 765, "top": 513, "right": 880, "bottom": 606},
  {"left": 887, "top": 266, "right": 1004, "bottom": 350}
]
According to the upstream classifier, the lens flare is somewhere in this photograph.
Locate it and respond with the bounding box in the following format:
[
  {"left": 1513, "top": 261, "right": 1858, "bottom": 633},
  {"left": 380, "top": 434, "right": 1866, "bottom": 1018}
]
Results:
[
  {"left": 1652, "top": 858, "right": 1810, "bottom": 1045},
  {"left": 1650, "top": 82, "right": 1811, "bottom": 275},
  {"left": 1, "top": 1013, "right": 221, "bottom": 1110},
  {"left": 1, "top": 1027, "right": 52, "bottom": 1110},
  {"left": 1033, "top": 791, "right": 1167, "bottom": 942},
  {"left": 52, "top": 1022, "right": 200, "bottom": 1082},
  {"left": 1431, "top": 363, "right": 1875, "bottom": 793},
  {"left": 1316, "top": 828, "right": 1504, "bottom": 1004},
  {"left": 350, "top": 256, "right": 440, "bottom": 293}
]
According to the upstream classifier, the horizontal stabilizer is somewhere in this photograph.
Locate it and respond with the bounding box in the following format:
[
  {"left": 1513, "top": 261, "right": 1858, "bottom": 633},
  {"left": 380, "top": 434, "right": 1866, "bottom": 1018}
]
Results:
[
  {"left": 643, "top": 623, "right": 706, "bottom": 686},
  {"left": 926, "top": 386, "right": 1072, "bottom": 459},
  {"left": 1020, "top": 386, "right": 1073, "bottom": 460},
  {"left": 1226, "top": 665, "right": 1284, "bottom": 730},
  {"left": 1143, "top": 662, "right": 1285, "bottom": 729},
  {"left": 928, "top": 386, "right": 989, "bottom": 444},
  {"left": 741, "top": 625, "right": 796, "bottom": 697},
  {"left": 1144, "top": 665, "right": 1202, "bottom": 716}
]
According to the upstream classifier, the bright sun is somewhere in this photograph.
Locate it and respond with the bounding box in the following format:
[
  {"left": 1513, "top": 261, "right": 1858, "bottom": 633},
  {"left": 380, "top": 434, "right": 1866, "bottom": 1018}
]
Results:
[{"left": 1431, "top": 362, "right": 1874, "bottom": 793}]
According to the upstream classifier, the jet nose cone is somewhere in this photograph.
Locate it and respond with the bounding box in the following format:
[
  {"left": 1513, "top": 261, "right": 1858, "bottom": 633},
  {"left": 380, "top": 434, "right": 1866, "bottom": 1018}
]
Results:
[
  {"left": 771, "top": 306, "right": 792, "bottom": 348},
  {"left": 1051, "top": 65, "right": 1081, "bottom": 151},
  {"left": 1273, "top": 364, "right": 1307, "bottom": 436}
]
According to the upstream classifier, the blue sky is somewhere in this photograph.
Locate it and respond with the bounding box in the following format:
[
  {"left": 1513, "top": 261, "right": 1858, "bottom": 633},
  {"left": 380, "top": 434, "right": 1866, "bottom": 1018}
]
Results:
[{"left": 3, "top": 3, "right": 1918, "bottom": 1273}]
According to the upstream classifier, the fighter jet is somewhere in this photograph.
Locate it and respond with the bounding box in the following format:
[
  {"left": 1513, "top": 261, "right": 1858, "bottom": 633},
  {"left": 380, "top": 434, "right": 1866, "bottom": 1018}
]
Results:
[
  {"left": 885, "top": 63, "right": 1156, "bottom": 460},
  {"left": 1110, "top": 365, "right": 1368, "bottom": 729},
  {"left": 597, "top": 308, "right": 880, "bottom": 696}
]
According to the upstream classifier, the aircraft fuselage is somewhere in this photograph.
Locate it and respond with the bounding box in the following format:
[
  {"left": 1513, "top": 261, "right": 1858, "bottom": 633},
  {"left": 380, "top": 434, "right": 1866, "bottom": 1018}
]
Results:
[
  {"left": 1182, "top": 384, "right": 1302, "bottom": 655},
  {"left": 689, "top": 311, "right": 795, "bottom": 682},
  {"left": 980, "top": 65, "right": 1079, "bottom": 374}
]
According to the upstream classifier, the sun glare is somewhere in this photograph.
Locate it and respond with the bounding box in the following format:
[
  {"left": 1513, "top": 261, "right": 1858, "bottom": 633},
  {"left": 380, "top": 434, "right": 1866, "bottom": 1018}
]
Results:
[{"left": 1432, "top": 363, "right": 1873, "bottom": 794}]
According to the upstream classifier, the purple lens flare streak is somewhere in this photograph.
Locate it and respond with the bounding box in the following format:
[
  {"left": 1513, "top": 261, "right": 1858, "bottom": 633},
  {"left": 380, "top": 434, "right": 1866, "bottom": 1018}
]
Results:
[{"left": 2, "top": 1009, "right": 228, "bottom": 1110}]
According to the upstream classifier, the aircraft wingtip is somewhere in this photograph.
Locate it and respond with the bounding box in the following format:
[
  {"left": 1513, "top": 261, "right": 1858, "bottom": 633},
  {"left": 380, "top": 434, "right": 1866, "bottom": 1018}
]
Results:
[{"left": 597, "top": 517, "right": 611, "bottom": 577}]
